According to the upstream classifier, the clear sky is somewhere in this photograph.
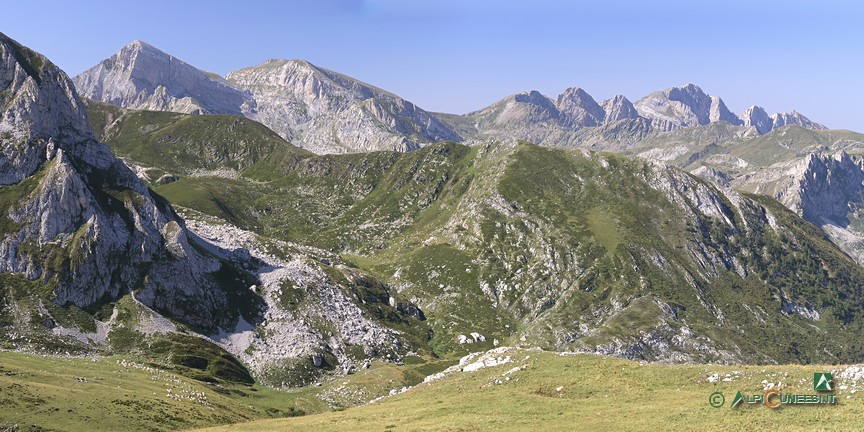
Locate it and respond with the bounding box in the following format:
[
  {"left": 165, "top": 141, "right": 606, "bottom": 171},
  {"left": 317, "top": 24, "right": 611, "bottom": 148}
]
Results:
[{"left": 4, "top": 0, "right": 863, "bottom": 130}]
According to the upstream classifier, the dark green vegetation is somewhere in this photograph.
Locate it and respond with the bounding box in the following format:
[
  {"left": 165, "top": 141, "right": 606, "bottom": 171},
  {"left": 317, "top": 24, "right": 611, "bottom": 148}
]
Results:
[{"left": 84, "top": 101, "right": 864, "bottom": 365}]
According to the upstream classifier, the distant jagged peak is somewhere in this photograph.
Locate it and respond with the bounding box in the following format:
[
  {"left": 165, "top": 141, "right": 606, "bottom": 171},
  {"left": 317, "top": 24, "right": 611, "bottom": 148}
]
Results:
[
  {"left": 740, "top": 105, "right": 773, "bottom": 134},
  {"left": 227, "top": 57, "right": 401, "bottom": 101},
  {"left": 225, "top": 57, "right": 460, "bottom": 153},
  {"left": 600, "top": 95, "right": 640, "bottom": 123},
  {"left": 555, "top": 87, "right": 605, "bottom": 128},
  {"left": 739, "top": 105, "right": 826, "bottom": 134},
  {"left": 467, "top": 90, "right": 557, "bottom": 115},
  {"left": 634, "top": 83, "right": 743, "bottom": 131},
  {"left": 126, "top": 39, "right": 162, "bottom": 53},
  {"left": 771, "top": 110, "right": 827, "bottom": 131},
  {"left": 108, "top": 39, "right": 186, "bottom": 72},
  {"left": 668, "top": 82, "right": 710, "bottom": 100}
]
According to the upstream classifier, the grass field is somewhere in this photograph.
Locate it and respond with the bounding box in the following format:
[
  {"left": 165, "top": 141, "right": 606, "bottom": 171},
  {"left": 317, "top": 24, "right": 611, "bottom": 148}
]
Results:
[
  {"left": 0, "top": 349, "right": 458, "bottom": 432},
  {"left": 192, "top": 348, "right": 864, "bottom": 432},
  {"left": 3, "top": 347, "right": 864, "bottom": 431},
  {"left": 0, "top": 351, "right": 324, "bottom": 431}
]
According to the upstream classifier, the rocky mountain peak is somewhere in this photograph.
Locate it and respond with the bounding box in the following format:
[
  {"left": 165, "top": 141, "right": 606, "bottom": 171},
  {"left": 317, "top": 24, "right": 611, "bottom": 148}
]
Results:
[
  {"left": 740, "top": 105, "right": 773, "bottom": 134},
  {"left": 600, "top": 95, "right": 639, "bottom": 123},
  {"left": 771, "top": 110, "right": 827, "bottom": 131},
  {"left": 739, "top": 105, "right": 827, "bottom": 135},
  {"left": 555, "top": 87, "right": 605, "bottom": 128},
  {"left": 226, "top": 58, "right": 461, "bottom": 153},
  {"left": 634, "top": 83, "right": 744, "bottom": 131},
  {"left": 73, "top": 41, "right": 254, "bottom": 116},
  {"left": 513, "top": 90, "right": 555, "bottom": 107},
  {"left": 0, "top": 32, "right": 95, "bottom": 184}
]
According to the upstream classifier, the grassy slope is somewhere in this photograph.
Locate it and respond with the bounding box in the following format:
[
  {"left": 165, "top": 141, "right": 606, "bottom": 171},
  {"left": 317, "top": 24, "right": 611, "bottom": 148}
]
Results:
[
  {"left": 193, "top": 349, "right": 864, "bottom": 432},
  {"left": 0, "top": 351, "right": 314, "bottom": 432},
  {"left": 0, "top": 350, "right": 457, "bottom": 432},
  {"left": 85, "top": 99, "right": 311, "bottom": 179}
]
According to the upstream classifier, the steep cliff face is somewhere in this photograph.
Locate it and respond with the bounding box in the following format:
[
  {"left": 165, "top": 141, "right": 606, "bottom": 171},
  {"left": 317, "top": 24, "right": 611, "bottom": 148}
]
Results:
[
  {"left": 72, "top": 41, "right": 255, "bottom": 116},
  {"left": 735, "top": 151, "right": 864, "bottom": 265},
  {"left": 0, "top": 33, "right": 245, "bottom": 331},
  {"left": 225, "top": 59, "right": 461, "bottom": 154}
]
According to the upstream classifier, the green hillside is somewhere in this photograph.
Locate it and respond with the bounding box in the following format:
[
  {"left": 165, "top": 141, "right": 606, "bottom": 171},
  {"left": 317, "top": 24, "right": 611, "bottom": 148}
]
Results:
[
  {"left": 84, "top": 104, "right": 864, "bottom": 365},
  {"left": 85, "top": 99, "right": 312, "bottom": 181},
  {"left": 192, "top": 348, "right": 864, "bottom": 432}
]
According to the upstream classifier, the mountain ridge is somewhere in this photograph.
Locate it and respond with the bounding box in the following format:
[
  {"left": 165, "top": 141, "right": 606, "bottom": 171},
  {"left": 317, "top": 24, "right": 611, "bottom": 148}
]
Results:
[{"left": 73, "top": 41, "right": 829, "bottom": 155}]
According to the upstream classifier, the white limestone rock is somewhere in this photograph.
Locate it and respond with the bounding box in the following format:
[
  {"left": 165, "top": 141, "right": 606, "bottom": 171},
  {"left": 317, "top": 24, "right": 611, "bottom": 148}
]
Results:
[{"left": 72, "top": 40, "right": 255, "bottom": 117}]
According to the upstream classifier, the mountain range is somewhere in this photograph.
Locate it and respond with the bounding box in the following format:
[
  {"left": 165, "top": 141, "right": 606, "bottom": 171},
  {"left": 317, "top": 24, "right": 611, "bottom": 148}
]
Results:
[
  {"left": 73, "top": 41, "right": 825, "bottom": 155},
  {"left": 72, "top": 40, "right": 864, "bottom": 269}
]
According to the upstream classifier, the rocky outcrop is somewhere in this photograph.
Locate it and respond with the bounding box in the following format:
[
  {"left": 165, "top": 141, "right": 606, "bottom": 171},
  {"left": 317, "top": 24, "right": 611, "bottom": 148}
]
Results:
[
  {"left": 1, "top": 32, "right": 247, "bottom": 330},
  {"left": 734, "top": 151, "right": 864, "bottom": 264},
  {"left": 740, "top": 105, "right": 774, "bottom": 134}
]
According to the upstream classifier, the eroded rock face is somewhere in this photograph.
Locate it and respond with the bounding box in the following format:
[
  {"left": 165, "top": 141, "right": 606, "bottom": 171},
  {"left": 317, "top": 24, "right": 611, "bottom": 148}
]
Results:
[
  {"left": 555, "top": 87, "right": 605, "bottom": 128},
  {"left": 0, "top": 33, "right": 241, "bottom": 331},
  {"left": 740, "top": 105, "right": 774, "bottom": 134},
  {"left": 735, "top": 151, "right": 864, "bottom": 265}
]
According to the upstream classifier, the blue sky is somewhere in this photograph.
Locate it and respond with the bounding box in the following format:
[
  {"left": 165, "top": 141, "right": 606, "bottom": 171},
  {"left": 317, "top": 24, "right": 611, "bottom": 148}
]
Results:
[{"left": 4, "top": 0, "right": 863, "bottom": 130}]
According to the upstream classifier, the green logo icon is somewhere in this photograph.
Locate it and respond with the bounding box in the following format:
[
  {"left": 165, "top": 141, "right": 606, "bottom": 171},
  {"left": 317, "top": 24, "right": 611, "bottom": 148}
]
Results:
[
  {"left": 731, "top": 391, "right": 744, "bottom": 408},
  {"left": 709, "top": 391, "right": 725, "bottom": 408},
  {"left": 815, "top": 373, "right": 833, "bottom": 391}
]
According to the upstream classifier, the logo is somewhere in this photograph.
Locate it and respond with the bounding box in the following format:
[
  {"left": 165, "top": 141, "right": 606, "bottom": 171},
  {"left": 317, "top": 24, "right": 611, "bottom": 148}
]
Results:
[
  {"left": 709, "top": 392, "right": 725, "bottom": 408},
  {"left": 814, "top": 373, "right": 833, "bottom": 391},
  {"left": 716, "top": 372, "right": 838, "bottom": 410},
  {"left": 731, "top": 391, "right": 744, "bottom": 408}
]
